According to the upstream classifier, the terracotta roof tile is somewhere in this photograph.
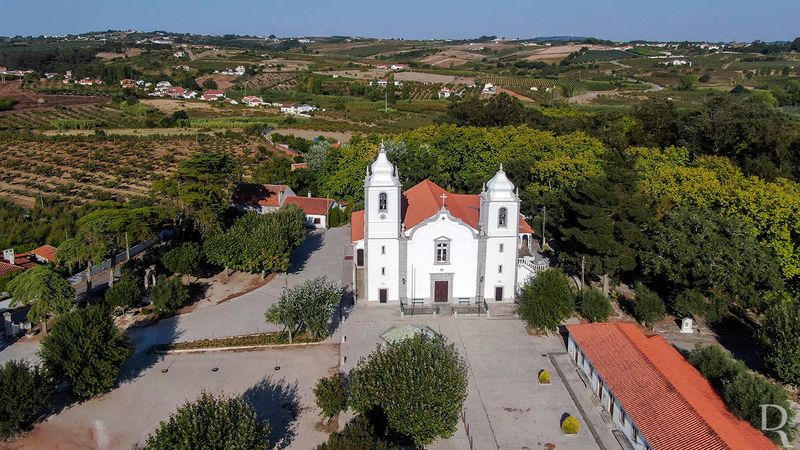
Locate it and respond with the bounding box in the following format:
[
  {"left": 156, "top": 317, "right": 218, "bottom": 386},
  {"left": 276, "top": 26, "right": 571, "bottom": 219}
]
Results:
[
  {"left": 284, "top": 196, "right": 335, "bottom": 216},
  {"left": 567, "top": 323, "right": 776, "bottom": 450},
  {"left": 351, "top": 210, "right": 365, "bottom": 242},
  {"left": 233, "top": 183, "right": 289, "bottom": 208},
  {"left": 0, "top": 262, "right": 24, "bottom": 277}
]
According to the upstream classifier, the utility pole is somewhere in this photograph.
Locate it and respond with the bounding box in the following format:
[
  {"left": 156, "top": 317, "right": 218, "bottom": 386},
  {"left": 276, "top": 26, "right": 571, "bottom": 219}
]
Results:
[
  {"left": 581, "top": 256, "right": 586, "bottom": 291},
  {"left": 540, "top": 206, "right": 547, "bottom": 248}
]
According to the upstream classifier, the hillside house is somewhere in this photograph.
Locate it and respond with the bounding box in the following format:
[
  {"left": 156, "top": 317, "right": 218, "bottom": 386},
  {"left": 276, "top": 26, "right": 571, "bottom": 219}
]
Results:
[
  {"left": 438, "top": 87, "right": 453, "bottom": 98},
  {"left": 242, "top": 96, "right": 265, "bottom": 107},
  {"left": 280, "top": 104, "right": 316, "bottom": 115},
  {"left": 167, "top": 86, "right": 186, "bottom": 98},
  {"left": 202, "top": 90, "right": 226, "bottom": 101},
  {"left": 390, "top": 64, "right": 407, "bottom": 71},
  {"left": 233, "top": 184, "right": 338, "bottom": 229},
  {"left": 482, "top": 83, "right": 496, "bottom": 95}
]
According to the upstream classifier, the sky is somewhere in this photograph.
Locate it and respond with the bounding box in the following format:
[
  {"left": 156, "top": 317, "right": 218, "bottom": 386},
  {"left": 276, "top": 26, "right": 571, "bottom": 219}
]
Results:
[{"left": 4, "top": 0, "right": 799, "bottom": 43}]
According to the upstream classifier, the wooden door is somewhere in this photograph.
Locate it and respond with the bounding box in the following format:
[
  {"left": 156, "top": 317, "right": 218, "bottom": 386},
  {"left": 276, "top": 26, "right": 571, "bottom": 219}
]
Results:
[
  {"left": 434, "top": 281, "right": 448, "bottom": 302},
  {"left": 495, "top": 286, "right": 503, "bottom": 302},
  {"left": 379, "top": 289, "right": 388, "bottom": 303},
  {"left": 356, "top": 249, "right": 364, "bottom": 267}
]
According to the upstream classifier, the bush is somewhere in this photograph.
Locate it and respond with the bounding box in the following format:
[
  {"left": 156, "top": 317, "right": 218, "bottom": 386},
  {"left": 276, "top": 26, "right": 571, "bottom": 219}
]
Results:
[
  {"left": 723, "top": 372, "right": 795, "bottom": 443},
  {"left": 160, "top": 242, "right": 203, "bottom": 283},
  {"left": 632, "top": 282, "right": 665, "bottom": 328},
  {"left": 561, "top": 415, "right": 580, "bottom": 434},
  {"left": 688, "top": 344, "right": 746, "bottom": 388},
  {"left": 314, "top": 372, "right": 348, "bottom": 420},
  {"left": 517, "top": 268, "right": 575, "bottom": 333},
  {"left": 328, "top": 207, "right": 347, "bottom": 228},
  {"left": 316, "top": 415, "right": 398, "bottom": 450},
  {"left": 760, "top": 296, "right": 800, "bottom": 387},
  {"left": 40, "top": 306, "right": 132, "bottom": 399},
  {"left": 150, "top": 276, "right": 190, "bottom": 315},
  {"left": 538, "top": 369, "right": 551, "bottom": 384},
  {"left": 0, "top": 360, "right": 53, "bottom": 439},
  {"left": 104, "top": 276, "right": 142, "bottom": 310},
  {"left": 578, "top": 289, "right": 612, "bottom": 322},
  {"left": 699, "top": 74, "right": 711, "bottom": 83},
  {"left": 147, "top": 392, "right": 270, "bottom": 450},
  {"left": 349, "top": 334, "right": 468, "bottom": 447}
]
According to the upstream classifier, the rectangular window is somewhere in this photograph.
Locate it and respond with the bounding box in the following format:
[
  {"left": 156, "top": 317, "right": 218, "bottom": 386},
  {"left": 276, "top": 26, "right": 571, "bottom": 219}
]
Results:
[
  {"left": 313, "top": 217, "right": 321, "bottom": 224},
  {"left": 435, "top": 242, "right": 449, "bottom": 263},
  {"left": 381, "top": 245, "right": 385, "bottom": 255},
  {"left": 499, "top": 243, "right": 504, "bottom": 253},
  {"left": 498, "top": 265, "right": 503, "bottom": 273},
  {"left": 381, "top": 267, "right": 386, "bottom": 275}
]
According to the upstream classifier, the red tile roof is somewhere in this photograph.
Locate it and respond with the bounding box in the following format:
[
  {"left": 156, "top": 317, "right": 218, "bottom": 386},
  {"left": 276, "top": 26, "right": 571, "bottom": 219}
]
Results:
[
  {"left": 351, "top": 210, "right": 365, "bottom": 242},
  {"left": 0, "top": 262, "right": 24, "bottom": 277},
  {"left": 567, "top": 323, "right": 776, "bottom": 450},
  {"left": 350, "top": 179, "right": 534, "bottom": 242},
  {"left": 284, "top": 196, "right": 335, "bottom": 216},
  {"left": 21, "top": 244, "right": 58, "bottom": 262},
  {"left": 233, "top": 183, "right": 290, "bottom": 208}
]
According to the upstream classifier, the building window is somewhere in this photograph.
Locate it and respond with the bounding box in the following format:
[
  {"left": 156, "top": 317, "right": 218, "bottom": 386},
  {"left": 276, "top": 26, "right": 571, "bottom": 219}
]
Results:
[
  {"left": 498, "top": 207, "right": 507, "bottom": 228},
  {"left": 435, "top": 242, "right": 449, "bottom": 264},
  {"left": 498, "top": 264, "right": 503, "bottom": 273},
  {"left": 381, "top": 267, "right": 386, "bottom": 275},
  {"left": 381, "top": 245, "right": 385, "bottom": 255},
  {"left": 313, "top": 217, "right": 321, "bottom": 224},
  {"left": 499, "top": 243, "right": 504, "bottom": 253},
  {"left": 378, "top": 192, "right": 387, "bottom": 212}
]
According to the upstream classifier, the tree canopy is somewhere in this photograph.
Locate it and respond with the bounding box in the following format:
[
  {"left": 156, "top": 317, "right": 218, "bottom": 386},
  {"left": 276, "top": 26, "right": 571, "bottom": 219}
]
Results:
[
  {"left": 0, "top": 360, "right": 53, "bottom": 439},
  {"left": 7, "top": 265, "right": 74, "bottom": 330},
  {"left": 266, "top": 276, "right": 342, "bottom": 341},
  {"left": 517, "top": 268, "right": 575, "bottom": 333}
]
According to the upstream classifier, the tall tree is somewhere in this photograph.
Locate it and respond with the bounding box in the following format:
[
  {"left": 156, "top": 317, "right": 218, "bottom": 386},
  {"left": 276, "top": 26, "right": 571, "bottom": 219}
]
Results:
[
  {"left": 557, "top": 151, "right": 654, "bottom": 293},
  {"left": 760, "top": 293, "right": 800, "bottom": 387},
  {"left": 7, "top": 266, "right": 74, "bottom": 334},
  {"left": 0, "top": 360, "right": 53, "bottom": 439},
  {"left": 266, "top": 276, "right": 342, "bottom": 342},
  {"left": 40, "top": 306, "right": 132, "bottom": 399},
  {"left": 161, "top": 242, "right": 203, "bottom": 284},
  {"left": 517, "top": 268, "right": 576, "bottom": 333}
]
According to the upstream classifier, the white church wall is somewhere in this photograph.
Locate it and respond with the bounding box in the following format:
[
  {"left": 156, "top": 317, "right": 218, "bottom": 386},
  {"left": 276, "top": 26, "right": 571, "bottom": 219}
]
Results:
[
  {"left": 406, "top": 213, "right": 478, "bottom": 303},
  {"left": 483, "top": 236, "right": 518, "bottom": 301},
  {"left": 366, "top": 238, "right": 400, "bottom": 302}
]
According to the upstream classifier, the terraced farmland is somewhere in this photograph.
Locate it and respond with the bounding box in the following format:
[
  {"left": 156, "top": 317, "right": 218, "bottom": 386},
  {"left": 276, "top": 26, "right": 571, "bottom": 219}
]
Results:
[
  {"left": 0, "top": 105, "right": 129, "bottom": 130},
  {"left": 0, "top": 135, "right": 263, "bottom": 206},
  {"left": 482, "top": 76, "right": 588, "bottom": 92}
]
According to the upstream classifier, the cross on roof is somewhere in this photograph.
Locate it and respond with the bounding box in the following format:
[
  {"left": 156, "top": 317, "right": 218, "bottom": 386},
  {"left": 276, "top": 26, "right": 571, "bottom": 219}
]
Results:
[{"left": 440, "top": 192, "right": 447, "bottom": 208}]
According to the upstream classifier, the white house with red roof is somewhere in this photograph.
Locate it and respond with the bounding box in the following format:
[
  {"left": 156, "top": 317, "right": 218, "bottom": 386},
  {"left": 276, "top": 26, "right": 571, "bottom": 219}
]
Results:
[
  {"left": 233, "top": 184, "right": 338, "bottom": 229},
  {"left": 242, "top": 96, "right": 265, "bottom": 107},
  {"left": 201, "top": 90, "right": 225, "bottom": 101},
  {"left": 350, "top": 144, "right": 538, "bottom": 305}
]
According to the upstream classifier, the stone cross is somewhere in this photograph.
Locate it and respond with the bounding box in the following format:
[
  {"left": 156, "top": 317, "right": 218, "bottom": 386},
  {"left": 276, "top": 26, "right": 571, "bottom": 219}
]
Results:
[{"left": 440, "top": 192, "right": 447, "bottom": 208}]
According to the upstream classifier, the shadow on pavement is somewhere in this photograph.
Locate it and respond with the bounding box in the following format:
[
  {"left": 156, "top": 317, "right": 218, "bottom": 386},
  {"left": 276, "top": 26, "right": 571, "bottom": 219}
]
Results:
[
  {"left": 241, "top": 376, "right": 301, "bottom": 450},
  {"left": 288, "top": 231, "right": 324, "bottom": 274},
  {"left": 118, "top": 313, "right": 182, "bottom": 385}
]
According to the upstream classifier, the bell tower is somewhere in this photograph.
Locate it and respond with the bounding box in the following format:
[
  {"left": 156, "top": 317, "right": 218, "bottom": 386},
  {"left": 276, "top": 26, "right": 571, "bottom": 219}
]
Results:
[{"left": 479, "top": 165, "right": 520, "bottom": 301}]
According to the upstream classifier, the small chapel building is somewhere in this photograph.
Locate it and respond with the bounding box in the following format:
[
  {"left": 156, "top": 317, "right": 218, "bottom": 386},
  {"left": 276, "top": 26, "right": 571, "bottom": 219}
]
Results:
[{"left": 351, "top": 144, "right": 538, "bottom": 304}]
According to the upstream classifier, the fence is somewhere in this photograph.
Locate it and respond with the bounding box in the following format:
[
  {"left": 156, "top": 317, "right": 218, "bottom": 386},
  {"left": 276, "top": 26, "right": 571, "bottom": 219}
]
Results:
[{"left": 68, "top": 240, "right": 158, "bottom": 286}]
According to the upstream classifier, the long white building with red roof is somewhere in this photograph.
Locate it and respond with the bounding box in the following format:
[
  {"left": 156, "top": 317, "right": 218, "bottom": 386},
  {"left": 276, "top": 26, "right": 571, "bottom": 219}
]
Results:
[{"left": 351, "top": 144, "right": 538, "bottom": 305}]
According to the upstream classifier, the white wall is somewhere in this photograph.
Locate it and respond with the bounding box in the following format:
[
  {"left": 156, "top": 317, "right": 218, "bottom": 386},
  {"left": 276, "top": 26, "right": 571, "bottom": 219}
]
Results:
[
  {"left": 483, "top": 236, "right": 518, "bottom": 301},
  {"left": 366, "top": 238, "right": 400, "bottom": 302},
  {"left": 406, "top": 212, "right": 478, "bottom": 303},
  {"left": 305, "top": 214, "right": 326, "bottom": 229}
]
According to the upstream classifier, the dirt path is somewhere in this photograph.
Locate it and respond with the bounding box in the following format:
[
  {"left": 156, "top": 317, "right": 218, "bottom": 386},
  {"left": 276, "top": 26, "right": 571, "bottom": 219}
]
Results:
[
  {"left": 267, "top": 128, "right": 353, "bottom": 142},
  {"left": 495, "top": 87, "right": 536, "bottom": 103}
]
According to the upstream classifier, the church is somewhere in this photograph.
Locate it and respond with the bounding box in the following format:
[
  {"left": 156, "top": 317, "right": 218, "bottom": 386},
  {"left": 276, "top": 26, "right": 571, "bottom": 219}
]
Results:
[{"left": 351, "top": 144, "right": 540, "bottom": 305}]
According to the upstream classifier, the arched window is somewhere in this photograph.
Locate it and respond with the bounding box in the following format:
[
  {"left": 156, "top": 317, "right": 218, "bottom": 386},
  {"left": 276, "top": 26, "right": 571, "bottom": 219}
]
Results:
[
  {"left": 498, "top": 207, "right": 507, "bottom": 228},
  {"left": 378, "top": 192, "right": 387, "bottom": 212}
]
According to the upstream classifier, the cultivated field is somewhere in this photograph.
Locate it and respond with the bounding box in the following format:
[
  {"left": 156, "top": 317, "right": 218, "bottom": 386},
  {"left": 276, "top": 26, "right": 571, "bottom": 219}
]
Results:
[{"left": 0, "top": 81, "right": 109, "bottom": 111}]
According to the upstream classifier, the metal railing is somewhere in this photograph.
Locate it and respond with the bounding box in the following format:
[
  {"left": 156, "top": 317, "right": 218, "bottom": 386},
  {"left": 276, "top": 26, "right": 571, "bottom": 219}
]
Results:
[{"left": 400, "top": 302, "right": 439, "bottom": 317}]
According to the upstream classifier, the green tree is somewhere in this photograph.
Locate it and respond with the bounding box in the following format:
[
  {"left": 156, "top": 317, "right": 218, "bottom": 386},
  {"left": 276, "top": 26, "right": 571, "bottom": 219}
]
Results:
[
  {"left": 104, "top": 275, "right": 142, "bottom": 311},
  {"left": 161, "top": 242, "right": 203, "bottom": 284},
  {"left": 147, "top": 392, "right": 270, "bottom": 450},
  {"left": 723, "top": 372, "right": 795, "bottom": 443},
  {"left": 150, "top": 276, "right": 190, "bottom": 315},
  {"left": 0, "top": 360, "right": 53, "bottom": 439},
  {"left": 517, "top": 268, "right": 575, "bottom": 333},
  {"left": 7, "top": 266, "right": 74, "bottom": 333},
  {"left": 446, "top": 93, "right": 526, "bottom": 127},
  {"left": 557, "top": 151, "right": 654, "bottom": 294},
  {"left": 201, "top": 78, "right": 218, "bottom": 90},
  {"left": 316, "top": 415, "right": 398, "bottom": 450},
  {"left": 631, "top": 282, "right": 665, "bottom": 328},
  {"left": 266, "top": 276, "right": 342, "bottom": 342},
  {"left": 688, "top": 344, "right": 746, "bottom": 389},
  {"left": 760, "top": 294, "right": 800, "bottom": 387},
  {"left": 314, "top": 372, "right": 348, "bottom": 421},
  {"left": 40, "top": 306, "right": 132, "bottom": 399},
  {"left": 349, "top": 334, "right": 468, "bottom": 447},
  {"left": 676, "top": 74, "right": 697, "bottom": 91},
  {"left": 578, "top": 288, "right": 612, "bottom": 323}
]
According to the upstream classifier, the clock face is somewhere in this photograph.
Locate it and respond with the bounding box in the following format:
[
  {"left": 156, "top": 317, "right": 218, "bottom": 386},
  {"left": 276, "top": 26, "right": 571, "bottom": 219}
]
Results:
[{"left": 380, "top": 213, "right": 387, "bottom": 220}]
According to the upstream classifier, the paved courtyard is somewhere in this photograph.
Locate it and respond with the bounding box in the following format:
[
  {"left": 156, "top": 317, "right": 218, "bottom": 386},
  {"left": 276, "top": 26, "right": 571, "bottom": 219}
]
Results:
[
  {"left": 340, "top": 305, "right": 620, "bottom": 450},
  {"left": 8, "top": 344, "right": 340, "bottom": 450}
]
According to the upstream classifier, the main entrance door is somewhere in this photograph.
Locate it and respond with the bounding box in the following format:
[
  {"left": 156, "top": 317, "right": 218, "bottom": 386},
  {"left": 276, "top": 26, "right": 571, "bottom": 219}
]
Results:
[{"left": 434, "top": 281, "right": 448, "bottom": 302}]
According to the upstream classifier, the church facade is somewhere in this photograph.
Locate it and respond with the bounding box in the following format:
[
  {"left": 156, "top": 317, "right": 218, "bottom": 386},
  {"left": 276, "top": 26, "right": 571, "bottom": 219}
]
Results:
[{"left": 351, "top": 145, "right": 535, "bottom": 304}]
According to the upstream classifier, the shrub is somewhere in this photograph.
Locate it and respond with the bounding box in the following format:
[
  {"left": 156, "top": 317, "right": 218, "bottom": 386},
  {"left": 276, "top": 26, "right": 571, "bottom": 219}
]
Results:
[
  {"left": 0, "top": 360, "right": 53, "bottom": 439},
  {"left": 578, "top": 289, "right": 612, "bottom": 323},
  {"left": 760, "top": 296, "right": 800, "bottom": 387},
  {"left": 517, "top": 268, "right": 575, "bottom": 333},
  {"left": 699, "top": 74, "right": 711, "bottom": 83},
  {"left": 40, "top": 306, "right": 132, "bottom": 399},
  {"left": 150, "top": 276, "right": 190, "bottom": 315},
  {"left": 688, "top": 344, "right": 746, "bottom": 388},
  {"left": 561, "top": 415, "right": 580, "bottom": 434},
  {"left": 723, "top": 372, "right": 795, "bottom": 443},
  {"left": 147, "top": 392, "right": 270, "bottom": 450},
  {"left": 314, "top": 372, "right": 348, "bottom": 420},
  {"left": 328, "top": 207, "right": 347, "bottom": 228},
  {"left": 632, "top": 282, "right": 665, "bottom": 328},
  {"left": 160, "top": 242, "right": 203, "bottom": 283},
  {"left": 265, "top": 277, "right": 342, "bottom": 341},
  {"left": 538, "top": 369, "right": 551, "bottom": 384},
  {"left": 349, "top": 334, "right": 468, "bottom": 447},
  {"left": 315, "top": 415, "right": 398, "bottom": 450},
  {"left": 104, "top": 276, "right": 142, "bottom": 310}
]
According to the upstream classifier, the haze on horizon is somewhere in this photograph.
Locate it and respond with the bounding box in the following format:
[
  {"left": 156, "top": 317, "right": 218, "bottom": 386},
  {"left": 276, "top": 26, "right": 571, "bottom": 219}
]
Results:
[{"left": 3, "top": 0, "right": 799, "bottom": 43}]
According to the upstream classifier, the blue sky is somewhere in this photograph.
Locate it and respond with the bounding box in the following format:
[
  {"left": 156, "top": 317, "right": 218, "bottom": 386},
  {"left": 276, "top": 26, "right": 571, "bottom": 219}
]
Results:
[{"left": 4, "top": 0, "right": 798, "bottom": 42}]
